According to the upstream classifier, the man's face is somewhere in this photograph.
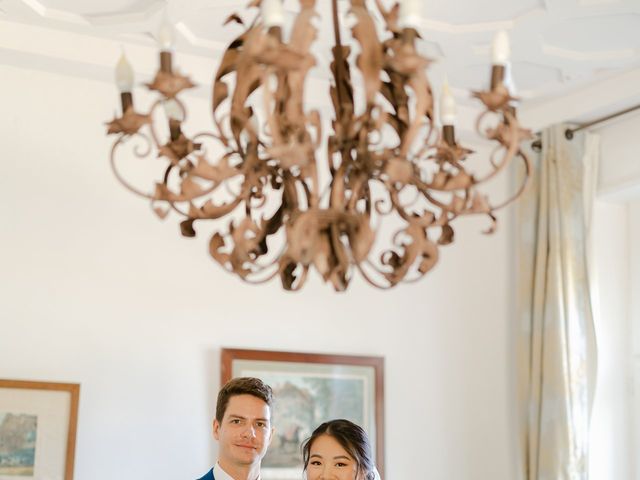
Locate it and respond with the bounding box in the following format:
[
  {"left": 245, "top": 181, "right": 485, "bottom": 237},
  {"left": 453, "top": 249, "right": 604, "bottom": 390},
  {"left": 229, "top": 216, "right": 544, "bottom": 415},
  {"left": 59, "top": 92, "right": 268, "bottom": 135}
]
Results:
[{"left": 213, "top": 394, "right": 273, "bottom": 469}]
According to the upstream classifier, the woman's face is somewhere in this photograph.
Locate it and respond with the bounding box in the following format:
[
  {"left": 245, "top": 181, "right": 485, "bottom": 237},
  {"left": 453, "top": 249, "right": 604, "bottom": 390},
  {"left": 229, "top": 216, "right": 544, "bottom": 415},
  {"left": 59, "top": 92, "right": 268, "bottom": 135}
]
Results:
[{"left": 306, "top": 434, "right": 362, "bottom": 480}]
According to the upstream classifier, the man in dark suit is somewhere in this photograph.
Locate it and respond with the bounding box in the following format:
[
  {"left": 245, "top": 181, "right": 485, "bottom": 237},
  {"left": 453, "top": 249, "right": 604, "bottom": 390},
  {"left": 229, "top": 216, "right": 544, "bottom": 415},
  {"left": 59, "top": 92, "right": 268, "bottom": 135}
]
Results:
[{"left": 197, "top": 377, "right": 274, "bottom": 480}]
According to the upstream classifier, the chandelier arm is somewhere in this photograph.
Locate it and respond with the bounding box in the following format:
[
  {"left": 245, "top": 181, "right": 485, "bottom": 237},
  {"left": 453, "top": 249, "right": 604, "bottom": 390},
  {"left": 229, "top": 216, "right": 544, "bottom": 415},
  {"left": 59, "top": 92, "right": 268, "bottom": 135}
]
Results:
[
  {"left": 238, "top": 266, "right": 282, "bottom": 284},
  {"left": 213, "top": 111, "right": 235, "bottom": 148},
  {"left": 248, "top": 241, "right": 289, "bottom": 273},
  {"left": 346, "top": 174, "right": 368, "bottom": 211},
  {"left": 355, "top": 261, "right": 395, "bottom": 290},
  {"left": 223, "top": 176, "right": 243, "bottom": 198},
  {"left": 412, "top": 171, "right": 471, "bottom": 194},
  {"left": 399, "top": 270, "right": 434, "bottom": 284},
  {"left": 306, "top": 163, "right": 320, "bottom": 210},
  {"left": 373, "top": 196, "right": 394, "bottom": 216},
  {"left": 387, "top": 187, "right": 418, "bottom": 223},
  {"left": 363, "top": 181, "right": 372, "bottom": 216},
  {"left": 109, "top": 134, "right": 156, "bottom": 200},
  {"left": 232, "top": 251, "right": 284, "bottom": 281},
  {"left": 330, "top": 222, "right": 349, "bottom": 276},
  {"left": 278, "top": 262, "right": 310, "bottom": 291},
  {"left": 165, "top": 201, "right": 190, "bottom": 218},
  {"left": 363, "top": 245, "right": 434, "bottom": 286},
  {"left": 331, "top": 0, "right": 346, "bottom": 118},
  {"left": 399, "top": 73, "right": 430, "bottom": 158},
  {"left": 248, "top": 191, "right": 268, "bottom": 210},
  {"left": 191, "top": 131, "right": 226, "bottom": 145},
  {"left": 472, "top": 111, "right": 522, "bottom": 185},
  {"left": 395, "top": 185, "right": 422, "bottom": 210},
  {"left": 156, "top": 163, "right": 228, "bottom": 208},
  {"left": 486, "top": 150, "right": 532, "bottom": 212},
  {"left": 260, "top": 69, "right": 285, "bottom": 147},
  {"left": 423, "top": 119, "right": 438, "bottom": 150},
  {"left": 291, "top": 265, "right": 311, "bottom": 291},
  {"left": 365, "top": 231, "right": 418, "bottom": 287},
  {"left": 282, "top": 171, "right": 301, "bottom": 210},
  {"left": 329, "top": 162, "right": 348, "bottom": 209},
  {"left": 298, "top": 176, "right": 314, "bottom": 211},
  {"left": 473, "top": 140, "right": 517, "bottom": 186},
  {"left": 145, "top": 98, "right": 168, "bottom": 151}
]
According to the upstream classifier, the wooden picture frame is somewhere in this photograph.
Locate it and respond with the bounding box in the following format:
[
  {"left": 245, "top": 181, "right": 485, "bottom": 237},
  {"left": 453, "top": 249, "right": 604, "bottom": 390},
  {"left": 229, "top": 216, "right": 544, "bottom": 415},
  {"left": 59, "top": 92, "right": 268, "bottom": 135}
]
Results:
[
  {"left": 221, "top": 348, "right": 385, "bottom": 479},
  {"left": 0, "top": 379, "right": 80, "bottom": 480}
]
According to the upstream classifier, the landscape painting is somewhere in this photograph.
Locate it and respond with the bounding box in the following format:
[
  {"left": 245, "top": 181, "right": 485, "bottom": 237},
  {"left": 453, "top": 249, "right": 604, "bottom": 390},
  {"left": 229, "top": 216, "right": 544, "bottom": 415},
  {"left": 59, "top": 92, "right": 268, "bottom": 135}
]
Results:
[
  {"left": 258, "top": 373, "right": 366, "bottom": 470},
  {"left": 0, "top": 412, "right": 37, "bottom": 476}
]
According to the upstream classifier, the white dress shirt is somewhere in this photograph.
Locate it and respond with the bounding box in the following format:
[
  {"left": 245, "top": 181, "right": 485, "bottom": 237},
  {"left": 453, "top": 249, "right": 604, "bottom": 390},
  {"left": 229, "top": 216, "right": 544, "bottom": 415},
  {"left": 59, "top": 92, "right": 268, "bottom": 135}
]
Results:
[{"left": 213, "top": 462, "right": 261, "bottom": 480}]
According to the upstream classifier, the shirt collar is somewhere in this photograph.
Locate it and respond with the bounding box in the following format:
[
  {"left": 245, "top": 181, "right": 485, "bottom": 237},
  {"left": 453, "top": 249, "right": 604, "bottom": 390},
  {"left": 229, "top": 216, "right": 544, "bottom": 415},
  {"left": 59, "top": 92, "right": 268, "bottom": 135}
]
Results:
[{"left": 214, "top": 462, "right": 261, "bottom": 480}]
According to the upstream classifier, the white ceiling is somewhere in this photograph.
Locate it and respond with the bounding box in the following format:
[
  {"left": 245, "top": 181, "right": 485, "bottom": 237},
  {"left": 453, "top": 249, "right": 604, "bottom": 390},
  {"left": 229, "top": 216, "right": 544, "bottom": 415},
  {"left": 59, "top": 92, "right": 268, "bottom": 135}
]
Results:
[{"left": 1, "top": 0, "right": 640, "bottom": 129}]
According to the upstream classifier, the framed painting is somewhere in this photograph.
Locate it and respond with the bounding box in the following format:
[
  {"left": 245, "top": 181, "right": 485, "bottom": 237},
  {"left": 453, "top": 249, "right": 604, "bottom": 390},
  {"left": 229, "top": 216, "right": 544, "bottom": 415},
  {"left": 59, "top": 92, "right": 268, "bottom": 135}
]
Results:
[
  {"left": 221, "top": 348, "right": 384, "bottom": 479},
  {"left": 0, "top": 379, "right": 80, "bottom": 480}
]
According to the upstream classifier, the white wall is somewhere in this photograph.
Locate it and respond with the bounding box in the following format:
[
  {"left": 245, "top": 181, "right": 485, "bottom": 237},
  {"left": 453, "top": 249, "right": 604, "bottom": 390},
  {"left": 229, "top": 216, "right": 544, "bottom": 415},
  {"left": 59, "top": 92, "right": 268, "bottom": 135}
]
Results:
[
  {"left": 588, "top": 112, "right": 640, "bottom": 480},
  {"left": 0, "top": 64, "right": 519, "bottom": 479},
  {"left": 598, "top": 114, "right": 640, "bottom": 200},
  {"left": 589, "top": 200, "right": 632, "bottom": 480},
  {"left": 630, "top": 200, "right": 640, "bottom": 480}
]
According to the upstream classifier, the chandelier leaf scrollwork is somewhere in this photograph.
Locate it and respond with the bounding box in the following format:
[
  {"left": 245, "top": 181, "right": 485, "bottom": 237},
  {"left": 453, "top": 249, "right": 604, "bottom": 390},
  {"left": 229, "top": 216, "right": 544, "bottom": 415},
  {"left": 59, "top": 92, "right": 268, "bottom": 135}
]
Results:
[{"left": 106, "top": 0, "right": 532, "bottom": 291}]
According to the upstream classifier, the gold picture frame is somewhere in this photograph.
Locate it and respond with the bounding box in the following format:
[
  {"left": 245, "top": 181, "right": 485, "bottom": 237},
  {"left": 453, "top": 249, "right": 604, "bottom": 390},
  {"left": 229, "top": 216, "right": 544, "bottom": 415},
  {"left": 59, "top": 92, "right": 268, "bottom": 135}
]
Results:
[
  {"left": 221, "top": 348, "right": 385, "bottom": 479},
  {"left": 0, "top": 379, "right": 80, "bottom": 480}
]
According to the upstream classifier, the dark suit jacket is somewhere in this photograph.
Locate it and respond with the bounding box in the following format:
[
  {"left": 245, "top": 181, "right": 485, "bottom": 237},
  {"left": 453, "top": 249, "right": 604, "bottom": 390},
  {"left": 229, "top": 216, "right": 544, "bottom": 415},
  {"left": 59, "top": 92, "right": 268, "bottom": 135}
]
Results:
[{"left": 197, "top": 468, "right": 214, "bottom": 480}]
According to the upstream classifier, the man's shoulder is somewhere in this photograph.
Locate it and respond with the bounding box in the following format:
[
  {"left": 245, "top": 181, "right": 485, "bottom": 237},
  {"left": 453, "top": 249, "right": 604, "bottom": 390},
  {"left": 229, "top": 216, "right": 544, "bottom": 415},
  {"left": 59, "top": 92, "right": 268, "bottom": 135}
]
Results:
[{"left": 196, "top": 468, "right": 214, "bottom": 480}]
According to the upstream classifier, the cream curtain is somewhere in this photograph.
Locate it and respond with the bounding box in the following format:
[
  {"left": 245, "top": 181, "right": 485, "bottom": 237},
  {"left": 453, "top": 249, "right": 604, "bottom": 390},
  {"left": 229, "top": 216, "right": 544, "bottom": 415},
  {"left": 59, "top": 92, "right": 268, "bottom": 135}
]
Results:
[{"left": 516, "top": 124, "right": 599, "bottom": 480}]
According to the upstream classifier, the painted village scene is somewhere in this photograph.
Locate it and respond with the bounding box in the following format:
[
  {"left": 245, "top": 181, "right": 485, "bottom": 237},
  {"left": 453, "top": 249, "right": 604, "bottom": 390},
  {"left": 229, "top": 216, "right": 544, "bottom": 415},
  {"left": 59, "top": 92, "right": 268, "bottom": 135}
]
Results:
[{"left": 0, "top": 412, "right": 37, "bottom": 476}]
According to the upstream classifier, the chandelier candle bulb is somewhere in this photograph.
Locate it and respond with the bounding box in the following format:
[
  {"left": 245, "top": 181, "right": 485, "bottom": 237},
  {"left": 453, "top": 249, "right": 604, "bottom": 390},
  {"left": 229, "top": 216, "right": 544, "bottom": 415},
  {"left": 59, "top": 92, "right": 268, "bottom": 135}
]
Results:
[
  {"left": 440, "top": 81, "right": 456, "bottom": 146},
  {"left": 398, "top": 0, "right": 421, "bottom": 30},
  {"left": 163, "top": 99, "right": 184, "bottom": 140},
  {"left": 506, "top": 71, "right": 518, "bottom": 118},
  {"left": 490, "top": 30, "right": 510, "bottom": 90},
  {"left": 114, "top": 53, "right": 134, "bottom": 112},
  {"left": 158, "top": 19, "right": 175, "bottom": 51},
  {"left": 440, "top": 81, "right": 456, "bottom": 126},
  {"left": 115, "top": 53, "right": 134, "bottom": 92},
  {"left": 158, "top": 20, "right": 175, "bottom": 73},
  {"left": 262, "top": 0, "right": 285, "bottom": 28},
  {"left": 491, "top": 30, "right": 510, "bottom": 65},
  {"left": 163, "top": 99, "right": 184, "bottom": 122}
]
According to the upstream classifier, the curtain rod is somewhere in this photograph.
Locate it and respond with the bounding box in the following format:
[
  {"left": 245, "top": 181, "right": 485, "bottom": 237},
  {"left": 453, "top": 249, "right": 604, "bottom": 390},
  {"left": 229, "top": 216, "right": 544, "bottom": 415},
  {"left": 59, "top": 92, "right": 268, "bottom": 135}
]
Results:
[{"left": 531, "top": 102, "right": 640, "bottom": 151}]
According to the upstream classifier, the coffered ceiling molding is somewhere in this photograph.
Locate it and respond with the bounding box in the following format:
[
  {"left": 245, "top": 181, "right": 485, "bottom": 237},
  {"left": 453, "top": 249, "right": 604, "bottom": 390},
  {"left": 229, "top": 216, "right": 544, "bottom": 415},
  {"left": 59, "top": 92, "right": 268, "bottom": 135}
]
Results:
[
  {"left": 1, "top": 0, "right": 639, "bottom": 132},
  {"left": 448, "top": 64, "right": 495, "bottom": 92},
  {"left": 446, "top": 60, "right": 559, "bottom": 98},
  {"left": 18, "top": 0, "right": 88, "bottom": 24},
  {"left": 520, "top": 67, "right": 640, "bottom": 130},
  {"left": 33, "top": 0, "right": 158, "bottom": 18},
  {"left": 420, "top": 17, "right": 515, "bottom": 34},
  {"left": 84, "top": 1, "right": 164, "bottom": 26},
  {"left": 542, "top": 14, "right": 640, "bottom": 52},
  {"left": 424, "top": 0, "right": 543, "bottom": 25},
  {"left": 174, "top": 22, "right": 226, "bottom": 52},
  {"left": 416, "top": 39, "right": 445, "bottom": 61},
  {"left": 578, "top": 0, "right": 626, "bottom": 6},
  {"left": 511, "top": 61, "right": 563, "bottom": 92},
  {"left": 177, "top": 6, "right": 248, "bottom": 49},
  {"left": 542, "top": 43, "right": 638, "bottom": 62},
  {"left": 18, "top": 0, "right": 165, "bottom": 26}
]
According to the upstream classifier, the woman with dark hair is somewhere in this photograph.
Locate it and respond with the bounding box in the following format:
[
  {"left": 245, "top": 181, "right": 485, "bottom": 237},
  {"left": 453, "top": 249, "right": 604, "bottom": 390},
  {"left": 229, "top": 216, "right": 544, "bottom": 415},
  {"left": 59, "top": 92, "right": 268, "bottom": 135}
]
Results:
[{"left": 301, "top": 419, "right": 380, "bottom": 480}]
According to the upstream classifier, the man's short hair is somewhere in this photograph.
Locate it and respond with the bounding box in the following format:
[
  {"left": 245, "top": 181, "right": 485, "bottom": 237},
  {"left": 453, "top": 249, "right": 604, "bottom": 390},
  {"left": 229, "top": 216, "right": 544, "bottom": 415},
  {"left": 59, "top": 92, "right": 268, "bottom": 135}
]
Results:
[{"left": 215, "top": 377, "right": 273, "bottom": 423}]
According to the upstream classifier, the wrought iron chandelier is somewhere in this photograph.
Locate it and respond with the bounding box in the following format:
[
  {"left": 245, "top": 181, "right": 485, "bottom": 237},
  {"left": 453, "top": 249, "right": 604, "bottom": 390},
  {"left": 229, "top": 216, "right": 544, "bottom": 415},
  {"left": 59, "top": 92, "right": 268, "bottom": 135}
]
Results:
[{"left": 106, "top": 0, "right": 532, "bottom": 291}]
